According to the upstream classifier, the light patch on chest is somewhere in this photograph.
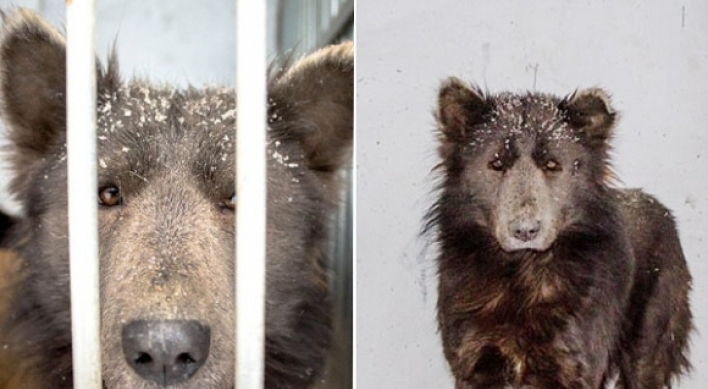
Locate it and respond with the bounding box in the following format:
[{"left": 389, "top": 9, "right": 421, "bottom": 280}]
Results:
[{"left": 519, "top": 252, "right": 562, "bottom": 304}]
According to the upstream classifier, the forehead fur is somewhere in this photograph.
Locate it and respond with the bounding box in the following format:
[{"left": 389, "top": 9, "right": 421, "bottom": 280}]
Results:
[
  {"left": 97, "top": 82, "right": 236, "bottom": 138},
  {"left": 437, "top": 79, "right": 616, "bottom": 151},
  {"left": 468, "top": 92, "right": 579, "bottom": 147},
  {"left": 93, "top": 83, "right": 237, "bottom": 178},
  {"left": 91, "top": 80, "right": 308, "bottom": 190}
]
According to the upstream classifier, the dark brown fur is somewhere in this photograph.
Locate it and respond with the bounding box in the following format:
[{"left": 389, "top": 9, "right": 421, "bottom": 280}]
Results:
[
  {"left": 427, "top": 79, "right": 692, "bottom": 389},
  {"left": 0, "top": 8, "right": 352, "bottom": 389}
]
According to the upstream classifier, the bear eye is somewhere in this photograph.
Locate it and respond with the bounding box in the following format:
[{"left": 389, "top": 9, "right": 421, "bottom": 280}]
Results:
[
  {"left": 544, "top": 159, "right": 561, "bottom": 172},
  {"left": 489, "top": 158, "right": 504, "bottom": 171},
  {"left": 98, "top": 186, "right": 121, "bottom": 206},
  {"left": 224, "top": 192, "right": 236, "bottom": 211}
]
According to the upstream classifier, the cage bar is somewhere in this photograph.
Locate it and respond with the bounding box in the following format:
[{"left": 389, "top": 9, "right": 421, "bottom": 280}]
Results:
[
  {"left": 66, "top": 0, "right": 102, "bottom": 388},
  {"left": 235, "top": 1, "right": 268, "bottom": 388}
]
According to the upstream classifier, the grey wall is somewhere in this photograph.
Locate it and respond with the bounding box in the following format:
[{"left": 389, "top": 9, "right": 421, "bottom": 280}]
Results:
[
  {"left": 357, "top": 1, "right": 708, "bottom": 388},
  {"left": 2, "top": 0, "right": 281, "bottom": 85}
]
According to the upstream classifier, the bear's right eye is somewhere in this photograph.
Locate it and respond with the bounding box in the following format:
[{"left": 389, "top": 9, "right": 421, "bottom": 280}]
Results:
[
  {"left": 98, "top": 186, "right": 121, "bottom": 206},
  {"left": 224, "top": 192, "right": 236, "bottom": 211},
  {"left": 489, "top": 159, "right": 504, "bottom": 171}
]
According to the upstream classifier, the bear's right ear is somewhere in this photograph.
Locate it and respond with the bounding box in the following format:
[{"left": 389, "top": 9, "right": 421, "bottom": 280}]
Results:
[
  {"left": 0, "top": 8, "right": 67, "bottom": 169},
  {"left": 436, "top": 78, "right": 491, "bottom": 142},
  {"left": 268, "top": 41, "right": 353, "bottom": 174}
]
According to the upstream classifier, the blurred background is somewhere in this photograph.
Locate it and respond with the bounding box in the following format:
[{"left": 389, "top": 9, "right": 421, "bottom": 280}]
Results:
[
  {"left": 357, "top": 1, "right": 708, "bottom": 388},
  {"left": 0, "top": 1, "right": 353, "bottom": 388}
]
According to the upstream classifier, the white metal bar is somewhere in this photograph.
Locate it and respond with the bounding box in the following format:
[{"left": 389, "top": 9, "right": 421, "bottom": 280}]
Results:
[
  {"left": 235, "top": 1, "right": 267, "bottom": 388},
  {"left": 66, "top": 0, "right": 101, "bottom": 388}
]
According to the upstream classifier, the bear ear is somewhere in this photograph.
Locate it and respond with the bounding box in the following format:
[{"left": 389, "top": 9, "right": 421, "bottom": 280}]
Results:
[
  {"left": 0, "top": 8, "right": 67, "bottom": 169},
  {"left": 268, "top": 41, "right": 353, "bottom": 173},
  {"left": 436, "top": 78, "right": 491, "bottom": 142},
  {"left": 559, "top": 88, "right": 616, "bottom": 147}
]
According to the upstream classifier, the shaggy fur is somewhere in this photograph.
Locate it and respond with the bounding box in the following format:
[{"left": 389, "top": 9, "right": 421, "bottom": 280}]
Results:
[
  {"left": 0, "top": 8, "right": 352, "bottom": 389},
  {"left": 427, "top": 78, "right": 692, "bottom": 389}
]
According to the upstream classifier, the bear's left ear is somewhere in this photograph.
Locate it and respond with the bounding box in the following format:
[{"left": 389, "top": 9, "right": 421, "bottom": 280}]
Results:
[
  {"left": 559, "top": 88, "right": 617, "bottom": 149},
  {"left": 268, "top": 41, "right": 353, "bottom": 173}
]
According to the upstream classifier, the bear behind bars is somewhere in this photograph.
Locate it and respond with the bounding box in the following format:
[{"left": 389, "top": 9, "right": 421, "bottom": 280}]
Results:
[{"left": 0, "top": 8, "right": 353, "bottom": 389}]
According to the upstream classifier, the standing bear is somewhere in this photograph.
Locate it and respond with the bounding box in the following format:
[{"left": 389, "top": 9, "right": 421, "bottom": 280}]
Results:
[{"left": 428, "top": 79, "right": 692, "bottom": 389}]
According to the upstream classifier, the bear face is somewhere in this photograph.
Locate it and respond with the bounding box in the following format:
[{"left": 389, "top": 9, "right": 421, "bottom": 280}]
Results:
[{"left": 0, "top": 8, "right": 352, "bottom": 389}]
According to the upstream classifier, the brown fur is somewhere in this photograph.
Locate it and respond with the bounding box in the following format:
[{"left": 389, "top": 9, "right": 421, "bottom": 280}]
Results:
[
  {"left": 0, "top": 250, "right": 40, "bottom": 389},
  {"left": 428, "top": 79, "right": 692, "bottom": 389}
]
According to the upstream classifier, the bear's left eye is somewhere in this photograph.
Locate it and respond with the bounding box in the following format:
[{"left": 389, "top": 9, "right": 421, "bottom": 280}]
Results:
[
  {"left": 98, "top": 186, "right": 121, "bottom": 206},
  {"left": 544, "top": 159, "right": 562, "bottom": 172}
]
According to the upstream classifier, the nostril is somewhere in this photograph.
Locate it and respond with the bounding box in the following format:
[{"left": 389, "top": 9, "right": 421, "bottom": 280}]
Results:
[
  {"left": 176, "top": 352, "right": 196, "bottom": 365},
  {"left": 134, "top": 352, "right": 153, "bottom": 365}
]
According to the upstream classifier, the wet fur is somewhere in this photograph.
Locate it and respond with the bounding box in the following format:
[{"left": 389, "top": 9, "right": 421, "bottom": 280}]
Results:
[
  {"left": 427, "top": 79, "right": 692, "bottom": 388},
  {"left": 0, "top": 8, "right": 352, "bottom": 389}
]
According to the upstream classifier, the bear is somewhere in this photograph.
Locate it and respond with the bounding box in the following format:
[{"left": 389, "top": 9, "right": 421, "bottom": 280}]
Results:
[
  {"left": 426, "top": 78, "right": 692, "bottom": 389},
  {"left": 0, "top": 8, "right": 353, "bottom": 389}
]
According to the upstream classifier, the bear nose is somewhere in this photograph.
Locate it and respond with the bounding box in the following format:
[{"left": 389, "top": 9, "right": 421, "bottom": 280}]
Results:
[
  {"left": 510, "top": 219, "right": 541, "bottom": 242},
  {"left": 122, "top": 320, "right": 211, "bottom": 385}
]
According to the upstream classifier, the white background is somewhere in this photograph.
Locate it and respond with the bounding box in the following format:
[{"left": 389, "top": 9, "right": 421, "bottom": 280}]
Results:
[{"left": 357, "top": 1, "right": 708, "bottom": 388}]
